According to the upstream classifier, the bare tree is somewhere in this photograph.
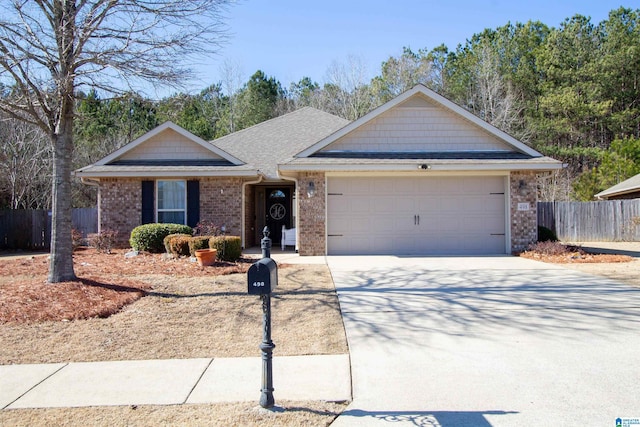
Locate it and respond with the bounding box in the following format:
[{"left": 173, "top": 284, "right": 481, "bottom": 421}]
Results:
[
  {"left": 0, "top": 0, "right": 231, "bottom": 282},
  {"left": 323, "top": 55, "right": 374, "bottom": 120},
  {"left": 469, "top": 46, "right": 529, "bottom": 141},
  {"left": 218, "top": 59, "right": 245, "bottom": 134},
  {"left": 0, "top": 115, "right": 52, "bottom": 209}
]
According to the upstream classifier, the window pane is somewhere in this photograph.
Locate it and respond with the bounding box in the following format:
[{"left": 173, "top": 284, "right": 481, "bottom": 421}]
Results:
[
  {"left": 158, "top": 181, "right": 185, "bottom": 210},
  {"left": 158, "top": 211, "right": 185, "bottom": 224},
  {"left": 269, "top": 190, "right": 286, "bottom": 199}
]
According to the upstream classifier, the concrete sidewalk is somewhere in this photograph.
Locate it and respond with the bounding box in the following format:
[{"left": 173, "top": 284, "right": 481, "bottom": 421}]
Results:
[{"left": 0, "top": 354, "right": 351, "bottom": 410}]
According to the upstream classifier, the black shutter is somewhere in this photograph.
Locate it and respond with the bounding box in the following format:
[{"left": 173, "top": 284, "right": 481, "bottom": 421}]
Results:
[
  {"left": 187, "top": 180, "right": 200, "bottom": 228},
  {"left": 141, "top": 180, "right": 155, "bottom": 224}
]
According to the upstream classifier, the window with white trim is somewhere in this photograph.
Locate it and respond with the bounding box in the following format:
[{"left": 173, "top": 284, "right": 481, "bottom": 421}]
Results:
[{"left": 157, "top": 180, "right": 186, "bottom": 224}]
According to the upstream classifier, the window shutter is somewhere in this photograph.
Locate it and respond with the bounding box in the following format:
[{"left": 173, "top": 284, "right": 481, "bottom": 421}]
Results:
[
  {"left": 141, "top": 181, "right": 155, "bottom": 224},
  {"left": 187, "top": 180, "right": 200, "bottom": 228}
]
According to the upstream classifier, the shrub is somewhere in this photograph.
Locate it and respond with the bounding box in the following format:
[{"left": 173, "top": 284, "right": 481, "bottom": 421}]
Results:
[
  {"left": 169, "top": 234, "right": 191, "bottom": 258},
  {"left": 72, "top": 229, "right": 84, "bottom": 251},
  {"left": 188, "top": 236, "right": 212, "bottom": 256},
  {"left": 193, "top": 220, "right": 221, "bottom": 237},
  {"left": 89, "top": 229, "right": 119, "bottom": 254},
  {"left": 526, "top": 241, "right": 579, "bottom": 256},
  {"left": 130, "top": 223, "right": 193, "bottom": 253},
  {"left": 163, "top": 233, "right": 188, "bottom": 254},
  {"left": 209, "top": 235, "right": 242, "bottom": 261},
  {"left": 163, "top": 233, "right": 192, "bottom": 257},
  {"left": 538, "top": 226, "right": 558, "bottom": 242}
]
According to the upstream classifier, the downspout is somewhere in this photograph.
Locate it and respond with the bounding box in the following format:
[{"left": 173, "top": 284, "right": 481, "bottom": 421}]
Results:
[{"left": 242, "top": 174, "right": 264, "bottom": 249}]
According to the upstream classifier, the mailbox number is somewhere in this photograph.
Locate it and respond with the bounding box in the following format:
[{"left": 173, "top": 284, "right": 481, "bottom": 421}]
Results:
[{"left": 253, "top": 281, "right": 265, "bottom": 287}]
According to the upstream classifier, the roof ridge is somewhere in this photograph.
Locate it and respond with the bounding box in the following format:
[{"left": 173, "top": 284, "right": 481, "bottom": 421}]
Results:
[{"left": 210, "top": 107, "right": 345, "bottom": 145}]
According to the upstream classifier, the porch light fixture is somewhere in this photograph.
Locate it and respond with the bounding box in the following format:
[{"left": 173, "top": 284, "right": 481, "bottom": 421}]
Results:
[
  {"left": 307, "top": 181, "right": 316, "bottom": 198},
  {"left": 518, "top": 179, "right": 527, "bottom": 196}
]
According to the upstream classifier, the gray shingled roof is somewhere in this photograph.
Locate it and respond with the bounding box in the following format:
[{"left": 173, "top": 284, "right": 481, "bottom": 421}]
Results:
[
  {"left": 595, "top": 173, "right": 640, "bottom": 199},
  {"left": 211, "top": 107, "right": 350, "bottom": 179}
]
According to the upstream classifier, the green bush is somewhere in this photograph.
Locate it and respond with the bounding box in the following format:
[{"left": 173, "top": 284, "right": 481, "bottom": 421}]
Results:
[
  {"left": 209, "top": 235, "right": 242, "bottom": 261},
  {"left": 130, "top": 223, "right": 193, "bottom": 253},
  {"left": 538, "top": 226, "right": 558, "bottom": 242},
  {"left": 163, "top": 233, "right": 192, "bottom": 257},
  {"left": 189, "top": 235, "right": 212, "bottom": 256}
]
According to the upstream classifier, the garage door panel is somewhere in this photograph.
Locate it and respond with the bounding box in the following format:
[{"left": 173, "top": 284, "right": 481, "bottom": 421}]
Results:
[{"left": 327, "top": 176, "right": 507, "bottom": 255}]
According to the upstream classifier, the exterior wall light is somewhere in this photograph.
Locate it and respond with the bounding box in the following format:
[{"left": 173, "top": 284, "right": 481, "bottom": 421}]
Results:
[
  {"left": 518, "top": 179, "right": 527, "bottom": 196},
  {"left": 307, "top": 181, "right": 316, "bottom": 198}
]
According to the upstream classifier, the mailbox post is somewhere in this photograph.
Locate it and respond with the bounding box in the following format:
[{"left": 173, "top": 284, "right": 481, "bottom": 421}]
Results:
[{"left": 247, "top": 227, "right": 278, "bottom": 408}]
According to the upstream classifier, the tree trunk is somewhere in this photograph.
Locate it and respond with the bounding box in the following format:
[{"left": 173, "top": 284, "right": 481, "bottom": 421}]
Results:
[{"left": 48, "top": 123, "right": 77, "bottom": 283}]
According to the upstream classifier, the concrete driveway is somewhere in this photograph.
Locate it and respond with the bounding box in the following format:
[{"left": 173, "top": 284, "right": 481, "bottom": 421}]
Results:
[{"left": 328, "top": 256, "right": 640, "bottom": 426}]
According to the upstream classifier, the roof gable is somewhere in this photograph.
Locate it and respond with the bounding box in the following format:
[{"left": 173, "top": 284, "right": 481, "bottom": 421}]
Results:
[
  {"left": 96, "top": 121, "right": 244, "bottom": 166},
  {"left": 297, "top": 85, "right": 542, "bottom": 158}
]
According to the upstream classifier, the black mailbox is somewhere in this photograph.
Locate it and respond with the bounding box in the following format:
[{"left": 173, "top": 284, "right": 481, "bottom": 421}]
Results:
[{"left": 247, "top": 258, "right": 278, "bottom": 295}]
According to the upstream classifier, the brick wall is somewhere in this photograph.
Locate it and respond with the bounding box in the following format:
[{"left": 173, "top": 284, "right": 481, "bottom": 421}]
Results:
[
  {"left": 297, "top": 172, "right": 326, "bottom": 256},
  {"left": 200, "top": 177, "right": 244, "bottom": 237},
  {"left": 98, "top": 177, "right": 246, "bottom": 248},
  {"left": 510, "top": 171, "right": 538, "bottom": 253},
  {"left": 98, "top": 178, "right": 142, "bottom": 247}
]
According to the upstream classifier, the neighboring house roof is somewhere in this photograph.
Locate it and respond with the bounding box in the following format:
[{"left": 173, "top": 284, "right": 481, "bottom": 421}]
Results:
[
  {"left": 595, "top": 173, "right": 640, "bottom": 199},
  {"left": 76, "top": 121, "right": 255, "bottom": 178},
  {"left": 211, "top": 107, "right": 349, "bottom": 180},
  {"left": 283, "top": 85, "right": 562, "bottom": 172}
]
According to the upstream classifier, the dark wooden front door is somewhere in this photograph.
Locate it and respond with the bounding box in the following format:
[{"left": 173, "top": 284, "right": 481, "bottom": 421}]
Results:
[{"left": 265, "top": 187, "right": 291, "bottom": 244}]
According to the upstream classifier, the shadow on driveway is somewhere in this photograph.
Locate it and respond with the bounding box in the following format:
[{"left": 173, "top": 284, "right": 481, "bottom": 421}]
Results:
[{"left": 333, "top": 264, "right": 640, "bottom": 347}]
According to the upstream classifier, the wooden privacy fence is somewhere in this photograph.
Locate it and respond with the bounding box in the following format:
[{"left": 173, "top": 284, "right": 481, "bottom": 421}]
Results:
[
  {"left": 0, "top": 208, "right": 97, "bottom": 250},
  {"left": 538, "top": 200, "right": 640, "bottom": 242}
]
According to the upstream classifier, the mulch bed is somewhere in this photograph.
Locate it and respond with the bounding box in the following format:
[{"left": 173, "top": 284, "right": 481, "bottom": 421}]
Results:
[{"left": 0, "top": 248, "right": 254, "bottom": 324}]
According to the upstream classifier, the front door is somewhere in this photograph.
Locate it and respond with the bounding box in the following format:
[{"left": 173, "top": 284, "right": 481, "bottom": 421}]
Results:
[{"left": 265, "top": 187, "right": 291, "bottom": 243}]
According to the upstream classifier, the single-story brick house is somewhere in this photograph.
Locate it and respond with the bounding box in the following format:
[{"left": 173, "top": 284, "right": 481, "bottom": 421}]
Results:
[
  {"left": 595, "top": 173, "right": 640, "bottom": 200},
  {"left": 76, "top": 85, "right": 562, "bottom": 255}
]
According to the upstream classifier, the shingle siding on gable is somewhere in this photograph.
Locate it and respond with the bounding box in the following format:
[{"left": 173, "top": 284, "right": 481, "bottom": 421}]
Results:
[
  {"left": 119, "top": 128, "right": 221, "bottom": 161},
  {"left": 321, "top": 106, "right": 513, "bottom": 153}
]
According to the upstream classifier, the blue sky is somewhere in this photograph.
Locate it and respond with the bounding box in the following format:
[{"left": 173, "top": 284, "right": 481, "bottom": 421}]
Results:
[{"left": 180, "top": 0, "right": 626, "bottom": 96}]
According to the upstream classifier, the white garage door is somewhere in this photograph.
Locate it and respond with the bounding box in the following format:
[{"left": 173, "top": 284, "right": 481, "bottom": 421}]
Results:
[{"left": 327, "top": 176, "right": 507, "bottom": 255}]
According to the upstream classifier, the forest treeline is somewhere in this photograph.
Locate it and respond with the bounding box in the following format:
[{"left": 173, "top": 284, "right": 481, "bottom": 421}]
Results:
[{"left": 1, "top": 6, "right": 638, "bottom": 208}]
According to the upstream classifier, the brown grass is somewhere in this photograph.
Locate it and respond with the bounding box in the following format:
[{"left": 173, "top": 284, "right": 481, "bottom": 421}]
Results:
[
  {"left": 0, "top": 249, "right": 348, "bottom": 364},
  {"left": 0, "top": 400, "right": 347, "bottom": 427}
]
